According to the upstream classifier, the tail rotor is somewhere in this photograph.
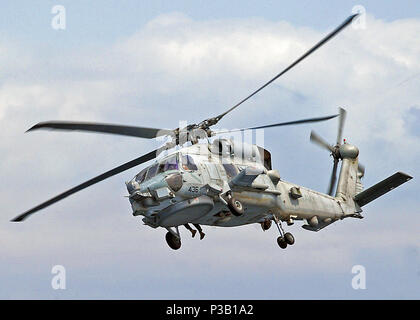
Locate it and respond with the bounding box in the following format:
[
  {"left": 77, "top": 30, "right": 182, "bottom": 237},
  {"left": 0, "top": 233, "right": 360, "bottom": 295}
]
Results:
[{"left": 310, "top": 108, "right": 363, "bottom": 196}]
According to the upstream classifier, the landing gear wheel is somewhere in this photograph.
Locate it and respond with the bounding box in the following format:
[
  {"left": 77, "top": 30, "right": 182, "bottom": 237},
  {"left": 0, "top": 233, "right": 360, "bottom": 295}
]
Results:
[
  {"left": 284, "top": 232, "right": 295, "bottom": 245},
  {"left": 227, "top": 197, "right": 244, "bottom": 216},
  {"left": 165, "top": 232, "right": 181, "bottom": 250},
  {"left": 277, "top": 236, "right": 287, "bottom": 249},
  {"left": 261, "top": 219, "right": 272, "bottom": 231}
]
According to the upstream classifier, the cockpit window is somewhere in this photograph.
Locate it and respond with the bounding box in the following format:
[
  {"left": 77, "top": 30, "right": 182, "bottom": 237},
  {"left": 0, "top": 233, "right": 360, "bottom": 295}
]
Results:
[
  {"left": 145, "top": 163, "right": 159, "bottom": 180},
  {"left": 165, "top": 155, "right": 178, "bottom": 171},
  {"left": 135, "top": 168, "right": 147, "bottom": 183},
  {"left": 181, "top": 154, "right": 198, "bottom": 171},
  {"left": 158, "top": 155, "right": 178, "bottom": 174}
]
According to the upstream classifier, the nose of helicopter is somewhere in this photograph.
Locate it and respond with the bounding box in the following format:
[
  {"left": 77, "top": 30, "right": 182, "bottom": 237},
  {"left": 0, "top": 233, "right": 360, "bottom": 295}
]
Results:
[
  {"left": 126, "top": 171, "right": 183, "bottom": 204},
  {"left": 125, "top": 179, "right": 140, "bottom": 194},
  {"left": 126, "top": 174, "right": 167, "bottom": 194}
]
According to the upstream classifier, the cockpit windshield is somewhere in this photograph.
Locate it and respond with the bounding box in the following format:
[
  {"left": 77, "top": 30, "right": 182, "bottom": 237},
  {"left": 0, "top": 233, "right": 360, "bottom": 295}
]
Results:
[
  {"left": 145, "top": 163, "right": 159, "bottom": 180},
  {"left": 136, "top": 154, "right": 179, "bottom": 184},
  {"left": 158, "top": 154, "right": 178, "bottom": 173},
  {"left": 135, "top": 168, "right": 147, "bottom": 183}
]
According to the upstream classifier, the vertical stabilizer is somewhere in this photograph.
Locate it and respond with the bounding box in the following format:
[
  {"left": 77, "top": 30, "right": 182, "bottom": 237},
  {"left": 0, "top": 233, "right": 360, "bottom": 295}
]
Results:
[{"left": 335, "top": 143, "right": 359, "bottom": 200}]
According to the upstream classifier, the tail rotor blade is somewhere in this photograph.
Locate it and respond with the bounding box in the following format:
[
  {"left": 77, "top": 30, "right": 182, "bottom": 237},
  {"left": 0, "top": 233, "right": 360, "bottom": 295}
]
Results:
[
  {"left": 358, "top": 163, "right": 365, "bottom": 176},
  {"left": 328, "top": 158, "right": 339, "bottom": 196},
  {"left": 310, "top": 130, "right": 334, "bottom": 153},
  {"left": 336, "top": 108, "right": 347, "bottom": 145}
]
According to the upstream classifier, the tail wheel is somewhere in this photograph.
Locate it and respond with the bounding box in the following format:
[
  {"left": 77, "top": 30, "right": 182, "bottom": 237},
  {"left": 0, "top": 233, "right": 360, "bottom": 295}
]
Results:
[
  {"left": 284, "top": 232, "right": 295, "bottom": 245},
  {"left": 277, "top": 236, "right": 287, "bottom": 249},
  {"left": 227, "top": 197, "right": 244, "bottom": 216},
  {"left": 165, "top": 232, "right": 181, "bottom": 250}
]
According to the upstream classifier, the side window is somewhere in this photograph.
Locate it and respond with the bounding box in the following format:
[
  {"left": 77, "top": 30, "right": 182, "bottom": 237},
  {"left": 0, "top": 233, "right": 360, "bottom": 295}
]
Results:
[
  {"left": 181, "top": 154, "right": 198, "bottom": 171},
  {"left": 145, "top": 163, "right": 158, "bottom": 180},
  {"left": 158, "top": 162, "right": 165, "bottom": 174},
  {"left": 223, "top": 163, "right": 238, "bottom": 178},
  {"left": 164, "top": 155, "right": 178, "bottom": 171},
  {"left": 135, "top": 168, "right": 147, "bottom": 183},
  {"left": 158, "top": 155, "right": 178, "bottom": 174}
]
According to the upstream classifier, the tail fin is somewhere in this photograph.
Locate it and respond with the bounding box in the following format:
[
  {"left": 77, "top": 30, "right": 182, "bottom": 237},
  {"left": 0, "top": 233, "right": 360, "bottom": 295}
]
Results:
[
  {"left": 335, "top": 143, "right": 360, "bottom": 200},
  {"left": 354, "top": 172, "right": 412, "bottom": 207}
]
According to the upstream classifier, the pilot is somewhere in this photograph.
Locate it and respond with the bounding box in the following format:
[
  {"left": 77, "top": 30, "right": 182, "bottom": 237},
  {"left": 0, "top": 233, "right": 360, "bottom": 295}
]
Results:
[{"left": 184, "top": 223, "right": 205, "bottom": 240}]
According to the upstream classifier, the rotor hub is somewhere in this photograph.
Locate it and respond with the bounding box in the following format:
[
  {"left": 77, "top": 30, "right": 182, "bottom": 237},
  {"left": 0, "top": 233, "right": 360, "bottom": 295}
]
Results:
[{"left": 339, "top": 143, "right": 359, "bottom": 159}]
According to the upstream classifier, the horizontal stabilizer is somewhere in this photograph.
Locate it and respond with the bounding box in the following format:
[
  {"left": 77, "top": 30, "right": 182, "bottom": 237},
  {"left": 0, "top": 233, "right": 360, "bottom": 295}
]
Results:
[{"left": 354, "top": 172, "right": 412, "bottom": 207}]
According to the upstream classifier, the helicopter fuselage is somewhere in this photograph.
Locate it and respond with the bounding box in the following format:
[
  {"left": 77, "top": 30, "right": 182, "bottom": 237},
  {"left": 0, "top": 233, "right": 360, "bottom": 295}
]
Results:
[{"left": 126, "top": 140, "right": 356, "bottom": 231}]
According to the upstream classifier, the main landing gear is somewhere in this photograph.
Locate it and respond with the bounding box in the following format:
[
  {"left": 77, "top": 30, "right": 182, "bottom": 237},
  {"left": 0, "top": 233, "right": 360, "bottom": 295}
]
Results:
[
  {"left": 273, "top": 216, "right": 295, "bottom": 249},
  {"left": 228, "top": 198, "right": 244, "bottom": 216},
  {"left": 226, "top": 194, "right": 244, "bottom": 217},
  {"left": 165, "top": 227, "right": 181, "bottom": 250}
]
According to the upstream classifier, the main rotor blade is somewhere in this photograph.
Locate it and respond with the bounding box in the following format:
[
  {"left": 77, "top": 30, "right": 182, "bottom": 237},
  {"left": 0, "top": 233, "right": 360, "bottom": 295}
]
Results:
[
  {"left": 215, "top": 113, "right": 338, "bottom": 134},
  {"left": 310, "top": 130, "right": 334, "bottom": 153},
  {"left": 11, "top": 149, "right": 158, "bottom": 222},
  {"left": 211, "top": 13, "right": 359, "bottom": 123},
  {"left": 27, "top": 121, "right": 172, "bottom": 139},
  {"left": 336, "top": 108, "right": 347, "bottom": 145},
  {"left": 328, "top": 157, "right": 339, "bottom": 196}
]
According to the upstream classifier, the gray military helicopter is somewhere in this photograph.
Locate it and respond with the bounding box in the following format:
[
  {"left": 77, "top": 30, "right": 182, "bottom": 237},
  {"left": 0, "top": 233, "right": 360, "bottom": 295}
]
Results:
[{"left": 12, "top": 14, "right": 412, "bottom": 250}]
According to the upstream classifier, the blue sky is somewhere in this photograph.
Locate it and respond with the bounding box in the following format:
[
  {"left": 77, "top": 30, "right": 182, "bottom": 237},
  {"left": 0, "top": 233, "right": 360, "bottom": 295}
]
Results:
[
  {"left": 0, "top": 1, "right": 419, "bottom": 299},
  {"left": 2, "top": 1, "right": 420, "bottom": 47}
]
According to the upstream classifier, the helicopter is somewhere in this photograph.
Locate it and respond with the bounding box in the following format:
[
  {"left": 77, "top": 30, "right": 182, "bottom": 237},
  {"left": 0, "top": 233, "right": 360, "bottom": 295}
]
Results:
[{"left": 12, "top": 13, "right": 412, "bottom": 250}]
